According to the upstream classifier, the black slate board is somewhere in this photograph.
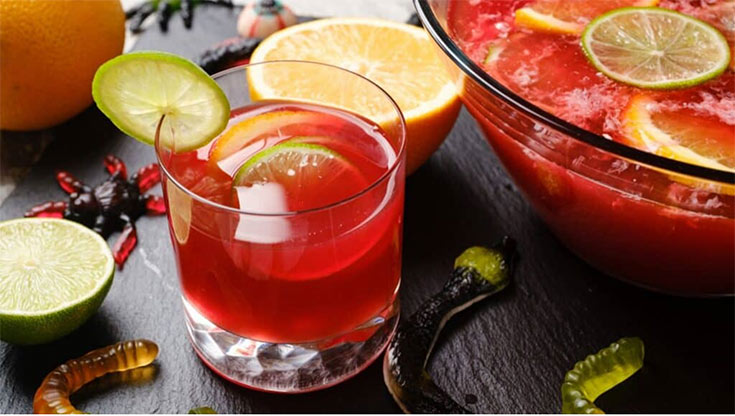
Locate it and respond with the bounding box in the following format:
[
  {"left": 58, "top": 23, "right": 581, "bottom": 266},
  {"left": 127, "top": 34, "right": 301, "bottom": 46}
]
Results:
[{"left": 1, "top": 5, "right": 733, "bottom": 414}]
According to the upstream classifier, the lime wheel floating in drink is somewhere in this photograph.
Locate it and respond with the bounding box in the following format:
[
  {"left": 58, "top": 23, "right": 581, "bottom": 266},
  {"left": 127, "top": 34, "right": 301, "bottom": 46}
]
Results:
[
  {"left": 232, "top": 140, "right": 368, "bottom": 211},
  {"left": 581, "top": 7, "right": 731, "bottom": 89}
]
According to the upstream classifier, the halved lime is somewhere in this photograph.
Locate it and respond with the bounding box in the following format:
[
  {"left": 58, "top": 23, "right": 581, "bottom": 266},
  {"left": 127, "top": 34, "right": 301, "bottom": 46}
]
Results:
[
  {"left": 0, "top": 218, "right": 115, "bottom": 345},
  {"left": 92, "top": 51, "right": 230, "bottom": 151},
  {"left": 581, "top": 7, "right": 731, "bottom": 89}
]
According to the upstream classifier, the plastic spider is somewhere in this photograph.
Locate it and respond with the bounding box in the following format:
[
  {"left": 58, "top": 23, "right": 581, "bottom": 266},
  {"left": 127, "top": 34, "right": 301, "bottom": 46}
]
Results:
[
  {"left": 25, "top": 155, "right": 166, "bottom": 268},
  {"left": 126, "top": 0, "right": 234, "bottom": 33}
]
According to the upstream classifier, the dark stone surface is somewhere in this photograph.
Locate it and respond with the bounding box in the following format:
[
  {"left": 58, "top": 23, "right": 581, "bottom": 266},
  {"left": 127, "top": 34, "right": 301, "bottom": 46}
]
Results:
[{"left": 1, "top": 5, "right": 733, "bottom": 414}]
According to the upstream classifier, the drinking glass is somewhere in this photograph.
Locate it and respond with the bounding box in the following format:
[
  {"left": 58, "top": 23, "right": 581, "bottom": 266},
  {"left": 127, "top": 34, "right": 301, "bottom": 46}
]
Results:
[{"left": 155, "top": 61, "right": 406, "bottom": 392}]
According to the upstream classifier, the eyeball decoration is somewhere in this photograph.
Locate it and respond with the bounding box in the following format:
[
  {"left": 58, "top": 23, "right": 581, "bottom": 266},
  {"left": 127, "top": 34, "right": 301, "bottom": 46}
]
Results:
[{"left": 237, "top": 0, "right": 298, "bottom": 39}]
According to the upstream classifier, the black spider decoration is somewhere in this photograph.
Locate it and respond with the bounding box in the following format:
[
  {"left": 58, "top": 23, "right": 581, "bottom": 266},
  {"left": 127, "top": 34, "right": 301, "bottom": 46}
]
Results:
[
  {"left": 25, "top": 155, "right": 166, "bottom": 268},
  {"left": 195, "top": 36, "right": 262, "bottom": 75},
  {"left": 126, "top": 0, "right": 234, "bottom": 33}
]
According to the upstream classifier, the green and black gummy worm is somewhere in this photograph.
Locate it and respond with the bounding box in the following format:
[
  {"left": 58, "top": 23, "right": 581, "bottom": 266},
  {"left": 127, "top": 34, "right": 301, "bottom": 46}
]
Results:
[{"left": 383, "top": 237, "right": 516, "bottom": 413}]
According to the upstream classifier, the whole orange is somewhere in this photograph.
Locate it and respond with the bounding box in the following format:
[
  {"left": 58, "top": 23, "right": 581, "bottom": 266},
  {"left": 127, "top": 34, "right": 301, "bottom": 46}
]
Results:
[{"left": 0, "top": 0, "right": 125, "bottom": 131}]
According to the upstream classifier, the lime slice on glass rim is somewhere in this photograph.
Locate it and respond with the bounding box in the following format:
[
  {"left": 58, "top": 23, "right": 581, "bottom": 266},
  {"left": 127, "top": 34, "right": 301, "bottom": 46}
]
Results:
[
  {"left": 233, "top": 140, "right": 363, "bottom": 189},
  {"left": 581, "top": 7, "right": 731, "bottom": 89},
  {"left": 0, "top": 218, "right": 115, "bottom": 345},
  {"left": 92, "top": 51, "right": 230, "bottom": 151}
]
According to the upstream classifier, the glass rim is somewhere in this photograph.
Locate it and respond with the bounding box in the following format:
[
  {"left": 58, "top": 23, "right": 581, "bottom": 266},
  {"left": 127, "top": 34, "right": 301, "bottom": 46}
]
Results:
[
  {"left": 414, "top": 0, "right": 735, "bottom": 185},
  {"left": 155, "top": 60, "right": 407, "bottom": 217}
]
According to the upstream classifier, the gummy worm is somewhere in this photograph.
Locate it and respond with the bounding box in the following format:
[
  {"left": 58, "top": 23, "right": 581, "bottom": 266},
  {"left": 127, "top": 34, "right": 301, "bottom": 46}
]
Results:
[
  {"left": 33, "top": 339, "right": 159, "bottom": 414},
  {"left": 561, "top": 337, "right": 645, "bottom": 414},
  {"left": 383, "top": 237, "right": 516, "bottom": 413}
]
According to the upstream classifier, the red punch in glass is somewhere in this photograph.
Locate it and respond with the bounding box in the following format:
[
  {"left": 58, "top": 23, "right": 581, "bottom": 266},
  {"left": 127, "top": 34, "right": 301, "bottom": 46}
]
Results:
[{"left": 156, "top": 61, "right": 406, "bottom": 392}]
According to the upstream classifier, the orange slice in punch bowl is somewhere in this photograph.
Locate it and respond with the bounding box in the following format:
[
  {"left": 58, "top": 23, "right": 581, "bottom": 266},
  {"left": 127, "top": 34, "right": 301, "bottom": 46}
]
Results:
[
  {"left": 515, "top": 0, "right": 659, "bottom": 34},
  {"left": 248, "top": 18, "right": 462, "bottom": 174},
  {"left": 621, "top": 91, "right": 735, "bottom": 194}
]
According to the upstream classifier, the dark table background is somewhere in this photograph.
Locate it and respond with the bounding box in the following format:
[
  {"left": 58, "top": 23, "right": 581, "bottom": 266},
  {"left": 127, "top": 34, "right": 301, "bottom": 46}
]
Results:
[{"left": 1, "top": 5, "right": 733, "bottom": 414}]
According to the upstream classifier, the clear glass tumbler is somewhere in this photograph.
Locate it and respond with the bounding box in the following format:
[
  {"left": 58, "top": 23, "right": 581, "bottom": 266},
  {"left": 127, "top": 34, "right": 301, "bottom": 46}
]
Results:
[{"left": 155, "top": 61, "right": 406, "bottom": 392}]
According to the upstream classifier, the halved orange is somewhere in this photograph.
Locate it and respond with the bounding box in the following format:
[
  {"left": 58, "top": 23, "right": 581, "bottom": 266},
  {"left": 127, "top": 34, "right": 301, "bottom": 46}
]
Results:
[
  {"left": 248, "top": 18, "right": 461, "bottom": 174},
  {"left": 515, "top": 0, "right": 659, "bottom": 34}
]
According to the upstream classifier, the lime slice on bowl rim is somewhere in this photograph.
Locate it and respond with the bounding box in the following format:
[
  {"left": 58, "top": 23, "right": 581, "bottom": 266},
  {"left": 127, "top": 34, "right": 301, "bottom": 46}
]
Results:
[
  {"left": 0, "top": 218, "right": 115, "bottom": 345},
  {"left": 92, "top": 51, "right": 230, "bottom": 152},
  {"left": 581, "top": 7, "right": 731, "bottom": 89}
]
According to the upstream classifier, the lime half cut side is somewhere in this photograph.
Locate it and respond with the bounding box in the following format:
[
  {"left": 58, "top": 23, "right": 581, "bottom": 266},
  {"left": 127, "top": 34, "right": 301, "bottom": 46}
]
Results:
[
  {"left": 581, "top": 7, "right": 731, "bottom": 89},
  {"left": 0, "top": 218, "right": 115, "bottom": 345},
  {"left": 93, "top": 51, "right": 230, "bottom": 151}
]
